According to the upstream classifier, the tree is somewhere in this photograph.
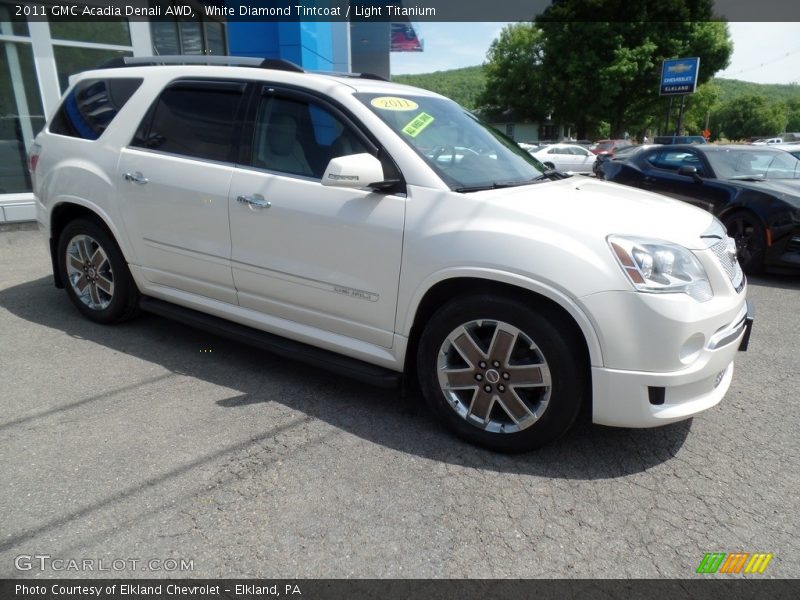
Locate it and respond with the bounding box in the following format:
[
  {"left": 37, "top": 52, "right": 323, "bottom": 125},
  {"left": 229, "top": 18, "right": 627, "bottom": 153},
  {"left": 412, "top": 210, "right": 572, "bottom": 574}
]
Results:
[
  {"left": 531, "top": 0, "right": 733, "bottom": 138},
  {"left": 478, "top": 23, "right": 549, "bottom": 122},
  {"left": 785, "top": 97, "right": 800, "bottom": 132},
  {"left": 710, "top": 95, "right": 787, "bottom": 140},
  {"left": 681, "top": 81, "right": 722, "bottom": 135}
]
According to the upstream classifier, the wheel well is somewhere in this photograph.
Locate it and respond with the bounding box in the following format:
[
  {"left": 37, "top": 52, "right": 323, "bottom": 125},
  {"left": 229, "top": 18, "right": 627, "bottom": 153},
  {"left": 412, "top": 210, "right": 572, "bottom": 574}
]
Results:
[
  {"left": 49, "top": 203, "right": 110, "bottom": 288},
  {"left": 405, "top": 278, "right": 592, "bottom": 406}
]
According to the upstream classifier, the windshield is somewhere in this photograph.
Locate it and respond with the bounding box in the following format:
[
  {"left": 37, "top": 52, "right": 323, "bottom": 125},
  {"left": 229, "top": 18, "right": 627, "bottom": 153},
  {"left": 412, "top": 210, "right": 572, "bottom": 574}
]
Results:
[
  {"left": 705, "top": 148, "right": 800, "bottom": 180},
  {"left": 356, "top": 93, "right": 547, "bottom": 190}
]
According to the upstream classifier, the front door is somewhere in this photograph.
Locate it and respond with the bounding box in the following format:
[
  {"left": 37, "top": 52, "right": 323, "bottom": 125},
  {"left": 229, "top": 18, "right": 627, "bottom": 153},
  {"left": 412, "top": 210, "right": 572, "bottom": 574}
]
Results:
[{"left": 228, "top": 90, "right": 405, "bottom": 348}]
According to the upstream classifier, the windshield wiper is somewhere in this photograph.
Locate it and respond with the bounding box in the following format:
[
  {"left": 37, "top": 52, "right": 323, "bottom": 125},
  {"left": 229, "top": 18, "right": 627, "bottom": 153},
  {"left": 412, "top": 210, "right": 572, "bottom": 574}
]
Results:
[
  {"left": 534, "top": 168, "right": 572, "bottom": 181},
  {"left": 454, "top": 179, "right": 538, "bottom": 193},
  {"left": 454, "top": 171, "right": 571, "bottom": 193}
]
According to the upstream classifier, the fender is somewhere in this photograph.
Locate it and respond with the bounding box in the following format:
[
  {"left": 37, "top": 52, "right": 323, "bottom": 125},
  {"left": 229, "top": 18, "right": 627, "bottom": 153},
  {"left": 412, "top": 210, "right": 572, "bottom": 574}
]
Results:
[{"left": 399, "top": 266, "right": 604, "bottom": 367}]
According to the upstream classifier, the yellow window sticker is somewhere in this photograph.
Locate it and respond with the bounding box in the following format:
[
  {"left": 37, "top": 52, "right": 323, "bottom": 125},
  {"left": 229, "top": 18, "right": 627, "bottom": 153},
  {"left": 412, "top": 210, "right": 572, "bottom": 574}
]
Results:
[
  {"left": 370, "top": 96, "right": 419, "bottom": 111},
  {"left": 402, "top": 112, "right": 435, "bottom": 138}
]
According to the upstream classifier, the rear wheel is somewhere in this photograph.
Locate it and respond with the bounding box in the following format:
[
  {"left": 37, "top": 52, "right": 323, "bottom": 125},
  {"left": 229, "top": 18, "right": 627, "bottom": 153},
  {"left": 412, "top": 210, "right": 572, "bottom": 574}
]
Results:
[
  {"left": 723, "top": 211, "right": 765, "bottom": 274},
  {"left": 57, "top": 218, "right": 140, "bottom": 324},
  {"left": 417, "top": 295, "right": 585, "bottom": 452}
]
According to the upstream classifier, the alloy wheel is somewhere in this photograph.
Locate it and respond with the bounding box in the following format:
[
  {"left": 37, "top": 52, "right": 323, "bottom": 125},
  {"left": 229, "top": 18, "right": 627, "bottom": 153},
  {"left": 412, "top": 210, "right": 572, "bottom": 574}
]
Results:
[
  {"left": 65, "top": 234, "right": 115, "bottom": 311},
  {"left": 437, "top": 319, "right": 552, "bottom": 434}
]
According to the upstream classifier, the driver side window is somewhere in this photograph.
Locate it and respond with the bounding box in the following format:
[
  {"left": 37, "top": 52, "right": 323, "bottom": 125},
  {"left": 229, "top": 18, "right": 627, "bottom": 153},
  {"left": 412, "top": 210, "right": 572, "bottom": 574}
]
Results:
[
  {"left": 648, "top": 150, "right": 705, "bottom": 175},
  {"left": 252, "top": 95, "right": 368, "bottom": 178}
]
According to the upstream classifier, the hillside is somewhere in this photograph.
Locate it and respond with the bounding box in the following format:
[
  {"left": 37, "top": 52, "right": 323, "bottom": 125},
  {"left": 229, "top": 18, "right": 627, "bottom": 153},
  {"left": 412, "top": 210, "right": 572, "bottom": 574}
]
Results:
[
  {"left": 391, "top": 66, "right": 485, "bottom": 109},
  {"left": 714, "top": 78, "right": 800, "bottom": 103},
  {"left": 392, "top": 65, "right": 800, "bottom": 109}
]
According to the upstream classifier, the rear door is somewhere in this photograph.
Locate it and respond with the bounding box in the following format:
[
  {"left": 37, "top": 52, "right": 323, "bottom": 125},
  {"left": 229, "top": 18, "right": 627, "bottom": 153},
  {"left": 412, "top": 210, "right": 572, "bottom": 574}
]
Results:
[{"left": 117, "top": 79, "right": 247, "bottom": 304}]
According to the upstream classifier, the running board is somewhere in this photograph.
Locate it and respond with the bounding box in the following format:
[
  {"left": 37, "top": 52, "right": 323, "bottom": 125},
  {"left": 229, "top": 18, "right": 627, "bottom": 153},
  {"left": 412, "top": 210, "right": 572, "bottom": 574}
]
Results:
[{"left": 139, "top": 297, "right": 402, "bottom": 389}]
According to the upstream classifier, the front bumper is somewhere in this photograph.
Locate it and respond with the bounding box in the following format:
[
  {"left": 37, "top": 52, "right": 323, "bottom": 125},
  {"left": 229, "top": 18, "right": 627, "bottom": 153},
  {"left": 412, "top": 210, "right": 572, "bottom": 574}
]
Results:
[{"left": 591, "top": 301, "right": 753, "bottom": 428}]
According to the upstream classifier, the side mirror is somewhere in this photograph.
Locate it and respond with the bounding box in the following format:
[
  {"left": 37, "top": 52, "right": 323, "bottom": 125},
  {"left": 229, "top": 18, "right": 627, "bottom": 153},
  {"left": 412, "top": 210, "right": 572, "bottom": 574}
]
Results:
[
  {"left": 321, "top": 153, "right": 386, "bottom": 189},
  {"left": 678, "top": 165, "right": 703, "bottom": 182}
]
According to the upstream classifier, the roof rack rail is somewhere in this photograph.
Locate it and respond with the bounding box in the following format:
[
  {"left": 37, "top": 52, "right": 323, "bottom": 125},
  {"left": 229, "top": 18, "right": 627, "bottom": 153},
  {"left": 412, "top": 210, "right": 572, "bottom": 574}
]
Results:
[
  {"left": 309, "top": 70, "right": 389, "bottom": 82},
  {"left": 98, "top": 55, "right": 305, "bottom": 73},
  {"left": 95, "top": 55, "right": 388, "bottom": 81}
]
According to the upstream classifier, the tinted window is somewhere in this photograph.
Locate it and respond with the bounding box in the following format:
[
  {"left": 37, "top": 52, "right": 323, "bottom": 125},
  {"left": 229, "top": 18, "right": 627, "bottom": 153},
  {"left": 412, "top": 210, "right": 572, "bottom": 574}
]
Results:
[
  {"left": 50, "top": 78, "right": 142, "bottom": 140},
  {"left": 251, "top": 95, "right": 368, "bottom": 178},
  {"left": 133, "top": 82, "right": 244, "bottom": 162},
  {"left": 648, "top": 150, "right": 704, "bottom": 174}
]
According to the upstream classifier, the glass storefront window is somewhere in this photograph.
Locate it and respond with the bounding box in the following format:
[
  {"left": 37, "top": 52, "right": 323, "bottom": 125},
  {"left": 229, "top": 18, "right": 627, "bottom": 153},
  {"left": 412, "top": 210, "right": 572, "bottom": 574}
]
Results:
[
  {"left": 0, "top": 5, "right": 30, "bottom": 37},
  {"left": 149, "top": 11, "right": 227, "bottom": 56},
  {"left": 205, "top": 22, "right": 225, "bottom": 56},
  {"left": 50, "top": 20, "right": 131, "bottom": 46},
  {"left": 178, "top": 20, "right": 203, "bottom": 55},
  {"left": 54, "top": 46, "right": 133, "bottom": 93},
  {"left": 151, "top": 20, "right": 180, "bottom": 55},
  {"left": 0, "top": 40, "right": 44, "bottom": 193}
]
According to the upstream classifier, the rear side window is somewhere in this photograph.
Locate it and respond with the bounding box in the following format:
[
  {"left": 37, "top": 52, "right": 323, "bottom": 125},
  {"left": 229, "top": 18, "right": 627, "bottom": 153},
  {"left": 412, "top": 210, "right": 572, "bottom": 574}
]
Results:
[
  {"left": 50, "top": 78, "right": 142, "bottom": 140},
  {"left": 132, "top": 81, "right": 245, "bottom": 163}
]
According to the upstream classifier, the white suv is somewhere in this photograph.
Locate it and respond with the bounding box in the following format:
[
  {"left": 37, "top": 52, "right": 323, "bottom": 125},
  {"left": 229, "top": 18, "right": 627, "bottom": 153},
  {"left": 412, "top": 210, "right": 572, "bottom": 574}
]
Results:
[{"left": 32, "top": 56, "right": 752, "bottom": 452}]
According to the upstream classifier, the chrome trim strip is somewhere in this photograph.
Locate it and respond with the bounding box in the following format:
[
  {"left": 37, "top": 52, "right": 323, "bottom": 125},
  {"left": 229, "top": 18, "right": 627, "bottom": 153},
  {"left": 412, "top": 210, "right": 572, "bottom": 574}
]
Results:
[{"left": 708, "top": 304, "right": 748, "bottom": 350}]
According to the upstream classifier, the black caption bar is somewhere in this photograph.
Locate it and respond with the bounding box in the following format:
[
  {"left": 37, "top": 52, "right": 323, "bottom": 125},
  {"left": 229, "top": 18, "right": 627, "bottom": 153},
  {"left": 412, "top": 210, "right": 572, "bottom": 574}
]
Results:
[
  {"left": 3, "top": 579, "right": 800, "bottom": 600},
  {"left": 4, "top": 0, "right": 800, "bottom": 22}
]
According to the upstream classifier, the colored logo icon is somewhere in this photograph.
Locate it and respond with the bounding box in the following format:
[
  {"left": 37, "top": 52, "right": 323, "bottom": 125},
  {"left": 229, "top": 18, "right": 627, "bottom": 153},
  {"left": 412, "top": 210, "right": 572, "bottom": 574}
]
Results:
[{"left": 696, "top": 552, "right": 773, "bottom": 574}]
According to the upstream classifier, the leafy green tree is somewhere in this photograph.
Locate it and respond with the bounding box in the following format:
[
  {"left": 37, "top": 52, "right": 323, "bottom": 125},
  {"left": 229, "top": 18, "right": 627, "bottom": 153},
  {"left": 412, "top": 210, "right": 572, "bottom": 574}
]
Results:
[
  {"left": 681, "top": 81, "right": 722, "bottom": 135},
  {"left": 531, "top": 0, "right": 733, "bottom": 138},
  {"left": 785, "top": 97, "right": 800, "bottom": 132},
  {"left": 711, "top": 95, "right": 787, "bottom": 140},
  {"left": 478, "top": 23, "right": 549, "bottom": 122}
]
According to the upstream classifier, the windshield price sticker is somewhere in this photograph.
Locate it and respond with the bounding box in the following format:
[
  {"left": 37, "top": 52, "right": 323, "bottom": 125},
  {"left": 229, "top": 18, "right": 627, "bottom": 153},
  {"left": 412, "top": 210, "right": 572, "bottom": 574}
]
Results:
[
  {"left": 402, "top": 112, "right": 435, "bottom": 138},
  {"left": 370, "top": 97, "right": 419, "bottom": 111}
]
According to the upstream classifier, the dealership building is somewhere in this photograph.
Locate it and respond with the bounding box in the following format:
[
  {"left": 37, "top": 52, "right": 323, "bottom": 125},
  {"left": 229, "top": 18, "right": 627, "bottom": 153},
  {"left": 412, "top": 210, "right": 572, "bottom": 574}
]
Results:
[{"left": 0, "top": 0, "right": 415, "bottom": 222}]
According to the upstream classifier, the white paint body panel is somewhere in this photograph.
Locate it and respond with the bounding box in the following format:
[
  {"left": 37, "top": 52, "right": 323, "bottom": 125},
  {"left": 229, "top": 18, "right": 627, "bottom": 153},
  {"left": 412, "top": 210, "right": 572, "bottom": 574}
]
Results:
[{"left": 33, "top": 65, "right": 749, "bottom": 430}]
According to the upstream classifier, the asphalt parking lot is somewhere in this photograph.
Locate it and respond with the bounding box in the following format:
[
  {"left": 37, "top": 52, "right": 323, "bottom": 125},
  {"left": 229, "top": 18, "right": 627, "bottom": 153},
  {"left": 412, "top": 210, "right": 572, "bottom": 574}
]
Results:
[{"left": 1, "top": 225, "right": 798, "bottom": 579}]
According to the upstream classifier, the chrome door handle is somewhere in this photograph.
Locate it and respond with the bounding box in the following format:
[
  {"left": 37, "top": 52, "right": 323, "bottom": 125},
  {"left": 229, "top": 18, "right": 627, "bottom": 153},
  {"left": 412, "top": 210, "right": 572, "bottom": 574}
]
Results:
[
  {"left": 237, "top": 194, "right": 271, "bottom": 209},
  {"left": 123, "top": 171, "right": 149, "bottom": 184}
]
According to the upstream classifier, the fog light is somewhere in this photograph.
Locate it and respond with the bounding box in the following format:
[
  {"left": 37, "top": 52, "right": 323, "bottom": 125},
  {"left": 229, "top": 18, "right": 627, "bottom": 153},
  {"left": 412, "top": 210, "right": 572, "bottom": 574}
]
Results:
[{"left": 679, "top": 333, "right": 705, "bottom": 364}]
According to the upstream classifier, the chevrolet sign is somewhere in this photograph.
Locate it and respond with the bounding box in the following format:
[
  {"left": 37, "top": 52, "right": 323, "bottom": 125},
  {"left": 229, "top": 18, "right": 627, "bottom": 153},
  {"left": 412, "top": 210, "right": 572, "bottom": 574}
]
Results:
[{"left": 660, "top": 57, "right": 700, "bottom": 95}]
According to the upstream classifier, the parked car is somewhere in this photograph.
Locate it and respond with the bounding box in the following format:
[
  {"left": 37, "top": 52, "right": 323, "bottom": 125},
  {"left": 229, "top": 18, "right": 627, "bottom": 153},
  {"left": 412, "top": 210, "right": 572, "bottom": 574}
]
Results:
[
  {"left": 592, "top": 144, "right": 660, "bottom": 178},
  {"left": 771, "top": 143, "right": 800, "bottom": 159},
  {"left": 653, "top": 135, "right": 707, "bottom": 145},
  {"left": 751, "top": 137, "right": 783, "bottom": 145},
  {"left": 32, "top": 56, "right": 751, "bottom": 452},
  {"left": 601, "top": 144, "right": 800, "bottom": 273},
  {"left": 591, "top": 139, "right": 632, "bottom": 156},
  {"left": 529, "top": 143, "right": 596, "bottom": 174}
]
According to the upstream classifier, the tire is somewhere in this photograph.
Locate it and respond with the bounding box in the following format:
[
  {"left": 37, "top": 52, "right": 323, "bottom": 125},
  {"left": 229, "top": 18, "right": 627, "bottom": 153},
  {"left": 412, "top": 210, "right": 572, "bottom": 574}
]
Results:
[
  {"left": 722, "top": 211, "right": 766, "bottom": 275},
  {"left": 544, "top": 161, "right": 556, "bottom": 170},
  {"left": 417, "top": 294, "right": 585, "bottom": 452},
  {"left": 57, "top": 217, "right": 140, "bottom": 324}
]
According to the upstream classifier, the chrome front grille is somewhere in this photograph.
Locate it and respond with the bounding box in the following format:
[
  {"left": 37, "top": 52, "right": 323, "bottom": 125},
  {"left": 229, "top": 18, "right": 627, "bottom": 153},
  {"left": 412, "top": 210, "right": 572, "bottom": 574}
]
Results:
[{"left": 710, "top": 237, "right": 745, "bottom": 293}]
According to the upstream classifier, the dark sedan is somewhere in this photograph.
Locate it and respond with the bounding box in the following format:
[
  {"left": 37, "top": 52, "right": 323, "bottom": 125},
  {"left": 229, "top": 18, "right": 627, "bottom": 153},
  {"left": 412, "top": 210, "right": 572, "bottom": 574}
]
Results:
[
  {"left": 600, "top": 145, "right": 800, "bottom": 273},
  {"left": 593, "top": 143, "right": 659, "bottom": 178}
]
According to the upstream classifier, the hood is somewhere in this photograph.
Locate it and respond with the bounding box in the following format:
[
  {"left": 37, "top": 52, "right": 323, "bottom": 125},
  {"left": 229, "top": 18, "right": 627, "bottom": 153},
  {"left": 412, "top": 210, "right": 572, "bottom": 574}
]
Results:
[
  {"left": 476, "top": 177, "right": 715, "bottom": 249},
  {"left": 731, "top": 178, "right": 800, "bottom": 207}
]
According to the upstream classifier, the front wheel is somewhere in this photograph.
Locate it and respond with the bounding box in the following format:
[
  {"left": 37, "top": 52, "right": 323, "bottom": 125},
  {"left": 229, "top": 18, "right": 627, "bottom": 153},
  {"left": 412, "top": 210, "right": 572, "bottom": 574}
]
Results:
[
  {"left": 416, "top": 295, "right": 585, "bottom": 452},
  {"left": 57, "top": 218, "right": 140, "bottom": 324},
  {"left": 723, "top": 211, "right": 765, "bottom": 275}
]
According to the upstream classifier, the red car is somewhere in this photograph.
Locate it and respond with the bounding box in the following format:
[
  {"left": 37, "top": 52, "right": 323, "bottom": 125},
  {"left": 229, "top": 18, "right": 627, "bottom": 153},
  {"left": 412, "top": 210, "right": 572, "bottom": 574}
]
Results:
[{"left": 591, "top": 139, "right": 632, "bottom": 156}]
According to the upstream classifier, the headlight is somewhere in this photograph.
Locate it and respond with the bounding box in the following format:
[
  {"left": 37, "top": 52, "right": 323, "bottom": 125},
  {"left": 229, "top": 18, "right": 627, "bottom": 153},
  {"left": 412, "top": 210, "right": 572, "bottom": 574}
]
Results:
[{"left": 608, "top": 235, "right": 713, "bottom": 302}]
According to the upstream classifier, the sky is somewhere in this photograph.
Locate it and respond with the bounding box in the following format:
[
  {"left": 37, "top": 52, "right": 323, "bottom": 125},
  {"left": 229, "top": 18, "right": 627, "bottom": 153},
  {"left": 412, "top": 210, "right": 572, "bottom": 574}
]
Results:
[{"left": 390, "top": 22, "right": 800, "bottom": 85}]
